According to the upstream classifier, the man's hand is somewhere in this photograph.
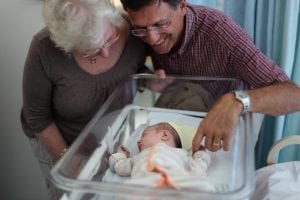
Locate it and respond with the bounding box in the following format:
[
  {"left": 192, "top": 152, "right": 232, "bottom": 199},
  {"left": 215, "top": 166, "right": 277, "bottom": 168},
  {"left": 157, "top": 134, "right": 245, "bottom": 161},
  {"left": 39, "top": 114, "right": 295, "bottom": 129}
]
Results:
[
  {"left": 155, "top": 69, "right": 167, "bottom": 79},
  {"left": 144, "top": 69, "right": 173, "bottom": 92},
  {"left": 192, "top": 92, "right": 243, "bottom": 152}
]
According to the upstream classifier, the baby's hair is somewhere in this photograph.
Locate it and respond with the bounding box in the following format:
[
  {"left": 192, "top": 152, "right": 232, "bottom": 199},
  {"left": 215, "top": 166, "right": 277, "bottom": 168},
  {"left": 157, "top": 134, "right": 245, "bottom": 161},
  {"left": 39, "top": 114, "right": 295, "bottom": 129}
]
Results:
[{"left": 155, "top": 122, "right": 182, "bottom": 148}]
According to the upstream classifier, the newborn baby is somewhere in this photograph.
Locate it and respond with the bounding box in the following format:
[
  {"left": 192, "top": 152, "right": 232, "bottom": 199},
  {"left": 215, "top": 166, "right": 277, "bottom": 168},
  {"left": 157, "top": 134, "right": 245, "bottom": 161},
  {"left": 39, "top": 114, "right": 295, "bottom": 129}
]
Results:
[{"left": 108, "top": 122, "right": 215, "bottom": 191}]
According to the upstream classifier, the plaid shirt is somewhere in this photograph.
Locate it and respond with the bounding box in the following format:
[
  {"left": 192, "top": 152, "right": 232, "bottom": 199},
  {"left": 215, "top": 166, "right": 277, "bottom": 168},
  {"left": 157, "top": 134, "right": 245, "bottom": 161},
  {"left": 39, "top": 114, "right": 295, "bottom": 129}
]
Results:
[{"left": 152, "top": 4, "right": 288, "bottom": 95}]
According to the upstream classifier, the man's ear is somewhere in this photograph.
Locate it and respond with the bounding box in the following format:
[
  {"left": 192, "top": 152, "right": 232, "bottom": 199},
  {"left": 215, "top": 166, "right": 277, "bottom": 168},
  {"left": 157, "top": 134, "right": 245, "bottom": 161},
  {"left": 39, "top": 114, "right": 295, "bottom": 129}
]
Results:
[
  {"left": 179, "top": 0, "right": 187, "bottom": 16},
  {"left": 160, "top": 131, "right": 171, "bottom": 141},
  {"left": 179, "top": 0, "right": 187, "bottom": 10}
]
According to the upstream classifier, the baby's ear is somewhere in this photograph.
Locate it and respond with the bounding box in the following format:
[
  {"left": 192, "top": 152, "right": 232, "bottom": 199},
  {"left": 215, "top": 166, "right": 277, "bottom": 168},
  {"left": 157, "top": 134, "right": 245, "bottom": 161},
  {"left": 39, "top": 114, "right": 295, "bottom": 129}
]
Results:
[{"left": 160, "top": 131, "right": 171, "bottom": 141}]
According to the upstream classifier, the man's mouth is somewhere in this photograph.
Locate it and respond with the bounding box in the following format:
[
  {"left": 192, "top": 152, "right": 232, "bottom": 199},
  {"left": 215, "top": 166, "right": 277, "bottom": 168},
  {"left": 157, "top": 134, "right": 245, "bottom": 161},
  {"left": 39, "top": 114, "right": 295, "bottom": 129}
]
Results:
[{"left": 153, "top": 35, "right": 167, "bottom": 47}]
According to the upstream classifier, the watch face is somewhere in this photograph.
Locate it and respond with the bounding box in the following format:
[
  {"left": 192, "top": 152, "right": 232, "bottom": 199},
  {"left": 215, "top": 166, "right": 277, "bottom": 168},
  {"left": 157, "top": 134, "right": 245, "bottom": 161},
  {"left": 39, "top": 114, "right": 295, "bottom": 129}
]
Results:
[
  {"left": 239, "top": 93, "right": 247, "bottom": 98},
  {"left": 236, "top": 91, "right": 247, "bottom": 99},
  {"left": 234, "top": 90, "right": 250, "bottom": 113}
]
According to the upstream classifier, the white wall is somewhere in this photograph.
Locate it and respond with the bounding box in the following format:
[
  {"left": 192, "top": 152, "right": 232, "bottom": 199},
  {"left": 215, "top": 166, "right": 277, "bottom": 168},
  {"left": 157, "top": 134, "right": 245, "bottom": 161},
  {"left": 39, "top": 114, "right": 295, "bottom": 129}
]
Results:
[{"left": 0, "top": 0, "right": 49, "bottom": 199}]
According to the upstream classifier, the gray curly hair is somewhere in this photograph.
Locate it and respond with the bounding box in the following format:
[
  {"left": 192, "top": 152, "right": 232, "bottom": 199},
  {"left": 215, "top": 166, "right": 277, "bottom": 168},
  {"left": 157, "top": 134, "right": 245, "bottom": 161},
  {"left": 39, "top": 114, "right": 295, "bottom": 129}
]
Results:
[{"left": 43, "top": 0, "right": 127, "bottom": 54}]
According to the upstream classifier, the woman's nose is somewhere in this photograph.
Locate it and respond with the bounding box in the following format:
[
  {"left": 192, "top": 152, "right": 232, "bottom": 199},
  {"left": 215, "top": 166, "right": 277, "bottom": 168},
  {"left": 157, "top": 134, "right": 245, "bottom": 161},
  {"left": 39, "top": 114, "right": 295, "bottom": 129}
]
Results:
[{"left": 99, "top": 48, "right": 110, "bottom": 58}]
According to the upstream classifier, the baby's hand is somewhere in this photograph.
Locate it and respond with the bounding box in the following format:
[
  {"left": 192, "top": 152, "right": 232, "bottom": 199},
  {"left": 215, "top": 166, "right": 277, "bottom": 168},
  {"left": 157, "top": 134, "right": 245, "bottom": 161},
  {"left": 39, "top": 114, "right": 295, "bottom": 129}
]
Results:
[{"left": 117, "top": 145, "right": 130, "bottom": 157}]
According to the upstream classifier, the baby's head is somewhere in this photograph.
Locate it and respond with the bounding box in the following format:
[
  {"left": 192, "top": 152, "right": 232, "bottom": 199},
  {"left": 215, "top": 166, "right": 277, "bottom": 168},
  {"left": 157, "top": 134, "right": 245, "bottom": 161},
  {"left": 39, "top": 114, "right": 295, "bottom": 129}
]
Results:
[{"left": 137, "top": 122, "right": 182, "bottom": 151}]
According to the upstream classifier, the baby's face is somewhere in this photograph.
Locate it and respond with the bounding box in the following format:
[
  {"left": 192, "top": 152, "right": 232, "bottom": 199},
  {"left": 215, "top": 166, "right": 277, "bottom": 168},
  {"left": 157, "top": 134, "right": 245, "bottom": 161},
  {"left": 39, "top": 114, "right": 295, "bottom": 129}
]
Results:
[{"left": 137, "top": 124, "right": 172, "bottom": 151}]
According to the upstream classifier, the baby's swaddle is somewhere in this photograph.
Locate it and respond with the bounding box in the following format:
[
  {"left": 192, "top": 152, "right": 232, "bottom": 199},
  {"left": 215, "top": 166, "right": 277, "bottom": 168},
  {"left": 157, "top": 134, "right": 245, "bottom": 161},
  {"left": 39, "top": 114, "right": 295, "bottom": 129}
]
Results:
[{"left": 117, "top": 143, "right": 216, "bottom": 191}]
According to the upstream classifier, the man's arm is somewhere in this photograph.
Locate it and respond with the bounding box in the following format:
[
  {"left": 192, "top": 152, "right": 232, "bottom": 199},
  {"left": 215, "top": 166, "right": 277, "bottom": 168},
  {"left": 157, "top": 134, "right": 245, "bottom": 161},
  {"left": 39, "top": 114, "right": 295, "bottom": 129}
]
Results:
[
  {"left": 193, "top": 81, "right": 300, "bottom": 152},
  {"left": 249, "top": 81, "right": 300, "bottom": 115}
]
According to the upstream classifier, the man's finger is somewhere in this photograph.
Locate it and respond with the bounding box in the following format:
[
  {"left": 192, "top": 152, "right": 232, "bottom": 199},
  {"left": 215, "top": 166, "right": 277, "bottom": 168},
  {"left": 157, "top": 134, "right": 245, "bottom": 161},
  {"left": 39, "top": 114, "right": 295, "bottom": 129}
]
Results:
[
  {"left": 155, "top": 69, "right": 166, "bottom": 79},
  {"left": 205, "top": 134, "right": 214, "bottom": 151},
  {"left": 222, "top": 135, "right": 230, "bottom": 151},
  {"left": 192, "top": 130, "right": 204, "bottom": 153},
  {"left": 210, "top": 136, "right": 222, "bottom": 152}
]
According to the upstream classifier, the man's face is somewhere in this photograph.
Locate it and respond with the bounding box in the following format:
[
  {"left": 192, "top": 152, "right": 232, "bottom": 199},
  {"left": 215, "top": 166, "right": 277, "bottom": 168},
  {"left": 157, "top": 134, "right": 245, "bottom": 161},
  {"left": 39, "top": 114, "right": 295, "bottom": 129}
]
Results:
[{"left": 127, "top": 1, "right": 187, "bottom": 54}]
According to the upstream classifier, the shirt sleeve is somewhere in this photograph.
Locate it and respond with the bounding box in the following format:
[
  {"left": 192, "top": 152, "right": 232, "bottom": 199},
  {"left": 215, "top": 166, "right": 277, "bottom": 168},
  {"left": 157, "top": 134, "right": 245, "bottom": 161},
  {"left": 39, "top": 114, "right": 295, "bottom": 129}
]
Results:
[
  {"left": 219, "top": 14, "right": 289, "bottom": 88},
  {"left": 21, "top": 35, "right": 53, "bottom": 135}
]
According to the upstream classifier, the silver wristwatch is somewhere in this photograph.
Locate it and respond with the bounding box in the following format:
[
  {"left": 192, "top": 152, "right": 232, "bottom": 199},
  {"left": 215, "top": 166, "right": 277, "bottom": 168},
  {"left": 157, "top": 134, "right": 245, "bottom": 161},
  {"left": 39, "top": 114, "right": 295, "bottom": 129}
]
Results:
[{"left": 234, "top": 90, "right": 250, "bottom": 114}]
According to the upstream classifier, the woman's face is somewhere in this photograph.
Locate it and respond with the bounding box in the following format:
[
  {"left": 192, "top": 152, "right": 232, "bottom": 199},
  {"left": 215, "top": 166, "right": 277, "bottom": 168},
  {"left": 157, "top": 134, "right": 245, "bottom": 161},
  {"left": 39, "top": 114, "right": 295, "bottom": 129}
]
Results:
[
  {"left": 97, "top": 21, "right": 120, "bottom": 57},
  {"left": 80, "top": 20, "right": 120, "bottom": 58}
]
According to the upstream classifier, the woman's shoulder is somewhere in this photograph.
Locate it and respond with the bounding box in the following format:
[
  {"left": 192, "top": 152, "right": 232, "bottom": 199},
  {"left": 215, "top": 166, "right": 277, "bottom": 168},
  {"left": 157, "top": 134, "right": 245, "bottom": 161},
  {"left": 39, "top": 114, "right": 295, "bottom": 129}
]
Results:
[
  {"left": 29, "top": 27, "right": 63, "bottom": 57},
  {"left": 32, "top": 27, "right": 51, "bottom": 42},
  {"left": 29, "top": 27, "right": 56, "bottom": 51}
]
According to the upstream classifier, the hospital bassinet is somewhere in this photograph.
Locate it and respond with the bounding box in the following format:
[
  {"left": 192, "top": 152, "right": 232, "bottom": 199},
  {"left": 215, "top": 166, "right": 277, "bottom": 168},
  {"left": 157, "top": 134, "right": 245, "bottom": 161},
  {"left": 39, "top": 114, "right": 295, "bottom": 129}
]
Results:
[{"left": 51, "top": 75, "right": 256, "bottom": 200}]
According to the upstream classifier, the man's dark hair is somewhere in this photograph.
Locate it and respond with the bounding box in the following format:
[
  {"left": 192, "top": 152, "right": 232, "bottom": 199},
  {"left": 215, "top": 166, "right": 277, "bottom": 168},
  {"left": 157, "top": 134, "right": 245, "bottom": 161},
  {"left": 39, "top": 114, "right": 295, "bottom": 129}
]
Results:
[{"left": 120, "top": 0, "right": 181, "bottom": 11}]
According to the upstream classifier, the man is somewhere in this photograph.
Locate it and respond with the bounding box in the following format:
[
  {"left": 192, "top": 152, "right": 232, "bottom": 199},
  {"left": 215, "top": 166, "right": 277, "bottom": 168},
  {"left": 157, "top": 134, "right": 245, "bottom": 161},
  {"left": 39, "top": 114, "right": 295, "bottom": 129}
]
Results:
[{"left": 120, "top": 0, "right": 300, "bottom": 152}]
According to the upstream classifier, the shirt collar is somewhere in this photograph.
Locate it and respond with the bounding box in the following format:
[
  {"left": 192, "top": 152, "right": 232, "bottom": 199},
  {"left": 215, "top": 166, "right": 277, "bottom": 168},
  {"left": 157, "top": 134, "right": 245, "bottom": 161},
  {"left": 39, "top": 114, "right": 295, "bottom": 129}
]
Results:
[{"left": 176, "top": 5, "right": 195, "bottom": 56}]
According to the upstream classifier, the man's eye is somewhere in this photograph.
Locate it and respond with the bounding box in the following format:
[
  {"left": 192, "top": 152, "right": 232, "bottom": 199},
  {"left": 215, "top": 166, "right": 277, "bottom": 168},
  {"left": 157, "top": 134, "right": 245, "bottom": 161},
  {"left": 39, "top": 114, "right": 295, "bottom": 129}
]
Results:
[{"left": 156, "top": 21, "right": 169, "bottom": 28}]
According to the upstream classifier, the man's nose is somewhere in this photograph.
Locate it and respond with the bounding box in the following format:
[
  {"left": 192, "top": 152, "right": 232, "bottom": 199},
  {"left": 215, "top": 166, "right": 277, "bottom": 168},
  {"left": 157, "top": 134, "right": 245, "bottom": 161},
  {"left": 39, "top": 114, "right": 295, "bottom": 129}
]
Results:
[{"left": 144, "top": 30, "right": 160, "bottom": 45}]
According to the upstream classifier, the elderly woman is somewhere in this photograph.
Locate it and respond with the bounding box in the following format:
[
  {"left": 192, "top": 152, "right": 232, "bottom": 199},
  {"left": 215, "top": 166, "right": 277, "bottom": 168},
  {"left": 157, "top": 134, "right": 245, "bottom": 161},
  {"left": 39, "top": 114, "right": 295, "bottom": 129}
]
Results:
[{"left": 21, "top": 0, "right": 146, "bottom": 199}]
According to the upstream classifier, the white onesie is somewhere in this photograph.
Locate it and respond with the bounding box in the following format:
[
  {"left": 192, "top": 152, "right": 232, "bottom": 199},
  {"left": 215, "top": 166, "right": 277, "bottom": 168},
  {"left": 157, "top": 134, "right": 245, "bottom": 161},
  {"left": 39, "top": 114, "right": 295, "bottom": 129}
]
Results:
[{"left": 109, "top": 143, "right": 215, "bottom": 191}]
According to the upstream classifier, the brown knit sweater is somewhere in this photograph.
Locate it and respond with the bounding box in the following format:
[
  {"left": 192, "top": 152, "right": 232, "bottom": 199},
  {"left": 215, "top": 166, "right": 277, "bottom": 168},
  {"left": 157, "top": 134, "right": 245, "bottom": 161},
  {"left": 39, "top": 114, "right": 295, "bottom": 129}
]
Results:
[{"left": 21, "top": 28, "right": 146, "bottom": 145}]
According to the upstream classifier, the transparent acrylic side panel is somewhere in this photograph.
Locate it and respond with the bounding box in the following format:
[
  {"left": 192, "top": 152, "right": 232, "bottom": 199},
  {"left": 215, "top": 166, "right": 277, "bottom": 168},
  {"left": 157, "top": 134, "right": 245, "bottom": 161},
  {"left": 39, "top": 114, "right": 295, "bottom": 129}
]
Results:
[{"left": 51, "top": 75, "right": 254, "bottom": 200}]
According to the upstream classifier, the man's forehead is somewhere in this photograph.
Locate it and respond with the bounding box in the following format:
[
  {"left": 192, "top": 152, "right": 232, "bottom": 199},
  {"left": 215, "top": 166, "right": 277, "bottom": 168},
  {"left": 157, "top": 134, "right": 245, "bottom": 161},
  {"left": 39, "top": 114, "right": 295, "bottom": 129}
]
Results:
[{"left": 127, "top": 2, "right": 172, "bottom": 27}]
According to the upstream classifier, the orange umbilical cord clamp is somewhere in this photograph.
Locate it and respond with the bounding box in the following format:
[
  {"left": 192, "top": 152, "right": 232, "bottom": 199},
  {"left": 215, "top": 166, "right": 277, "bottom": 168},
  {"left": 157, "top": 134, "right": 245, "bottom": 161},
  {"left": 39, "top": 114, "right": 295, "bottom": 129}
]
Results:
[{"left": 146, "top": 145, "right": 177, "bottom": 189}]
